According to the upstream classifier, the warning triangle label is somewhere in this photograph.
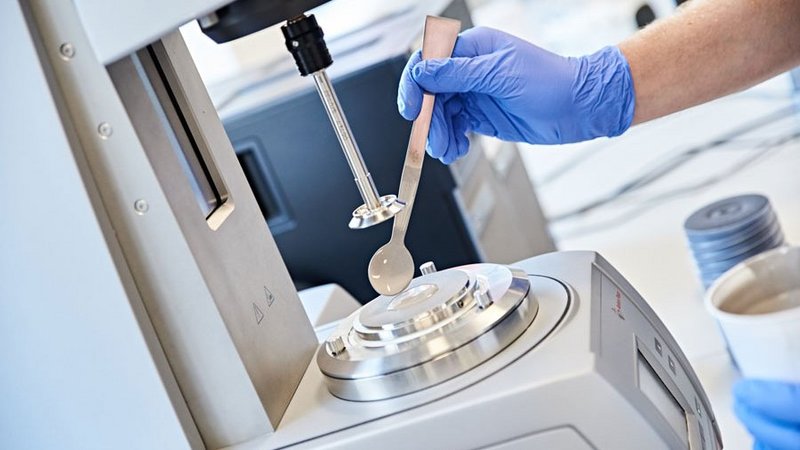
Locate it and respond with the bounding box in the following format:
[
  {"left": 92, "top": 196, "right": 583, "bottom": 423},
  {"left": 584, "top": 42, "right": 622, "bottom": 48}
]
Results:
[{"left": 253, "top": 303, "right": 265, "bottom": 324}]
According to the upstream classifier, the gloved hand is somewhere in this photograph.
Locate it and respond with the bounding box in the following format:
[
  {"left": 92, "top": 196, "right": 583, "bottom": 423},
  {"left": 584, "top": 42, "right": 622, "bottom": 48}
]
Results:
[
  {"left": 734, "top": 379, "right": 800, "bottom": 450},
  {"left": 397, "top": 27, "right": 635, "bottom": 164}
]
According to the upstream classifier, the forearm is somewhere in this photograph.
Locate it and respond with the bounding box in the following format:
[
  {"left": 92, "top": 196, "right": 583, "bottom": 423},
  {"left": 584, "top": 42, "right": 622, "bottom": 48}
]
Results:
[{"left": 619, "top": 0, "right": 800, "bottom": 124}]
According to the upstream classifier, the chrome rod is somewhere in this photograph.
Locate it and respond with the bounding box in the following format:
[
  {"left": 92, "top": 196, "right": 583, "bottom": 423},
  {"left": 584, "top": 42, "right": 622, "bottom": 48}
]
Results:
[{"left": 312, "top": 69, "right": 381, "bottom": 210}]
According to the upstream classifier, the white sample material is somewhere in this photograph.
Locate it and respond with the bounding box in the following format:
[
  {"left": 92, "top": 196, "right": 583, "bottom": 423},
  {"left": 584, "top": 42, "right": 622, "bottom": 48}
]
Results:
[{"left": 706, "top": 245, "right": 800, "bottom": 381}]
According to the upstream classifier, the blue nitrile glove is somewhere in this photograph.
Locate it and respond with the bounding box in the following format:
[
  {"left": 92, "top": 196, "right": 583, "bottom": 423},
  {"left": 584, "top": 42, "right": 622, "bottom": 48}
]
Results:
[
  {"left": 397, "top": 27, "right": 635, "bottom": 164},
  {"left": 734, "top": 379, "right": 800, "bottom": 450}
]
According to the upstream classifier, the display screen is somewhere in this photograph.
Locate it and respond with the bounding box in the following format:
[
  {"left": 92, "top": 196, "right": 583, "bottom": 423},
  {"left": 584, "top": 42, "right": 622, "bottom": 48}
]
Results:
[{"left": 637, "top": 350, "right": 689, "bottom": 446}]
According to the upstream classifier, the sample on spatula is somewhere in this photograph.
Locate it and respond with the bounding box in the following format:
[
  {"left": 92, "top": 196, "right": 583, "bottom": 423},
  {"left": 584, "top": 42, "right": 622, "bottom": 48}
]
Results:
[{"left": 367, "top": 16, "right": 461, "bottom": 296}]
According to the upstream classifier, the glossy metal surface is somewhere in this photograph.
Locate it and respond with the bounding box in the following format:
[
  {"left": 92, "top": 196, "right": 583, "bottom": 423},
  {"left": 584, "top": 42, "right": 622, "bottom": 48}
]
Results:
[
  {"left": 317, "top": 264, "right": 537, "bottom": 401},
  {"left": 311, "top": 70, "right": 404, "bottom": 229},
  {"left": 349, "top": 194, "right": 405, "bottom": 229},
  {"left": 420, "top": 261, "right": 437, "bottom": 275}
]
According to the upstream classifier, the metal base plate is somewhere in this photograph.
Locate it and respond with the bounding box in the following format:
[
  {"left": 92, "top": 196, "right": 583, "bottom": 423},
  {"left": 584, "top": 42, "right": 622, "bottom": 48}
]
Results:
[{"left": 317, "top": 263, "right": 536, "bottom": 401}]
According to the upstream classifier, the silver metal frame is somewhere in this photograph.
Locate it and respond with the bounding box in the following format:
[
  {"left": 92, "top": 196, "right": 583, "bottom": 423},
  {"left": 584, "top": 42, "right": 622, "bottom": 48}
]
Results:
[{"left": 25, "top": 1, "right": 318, "bottom": 447}]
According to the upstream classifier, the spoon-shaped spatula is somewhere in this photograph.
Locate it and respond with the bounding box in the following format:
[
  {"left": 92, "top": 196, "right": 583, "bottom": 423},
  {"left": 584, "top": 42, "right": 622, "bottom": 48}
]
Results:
[{"left": 367, "top": 16, "right": 461, "bottom": 296}]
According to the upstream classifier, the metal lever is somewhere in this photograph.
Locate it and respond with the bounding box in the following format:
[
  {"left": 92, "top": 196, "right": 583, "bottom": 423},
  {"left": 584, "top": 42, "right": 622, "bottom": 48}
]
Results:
[{"left": 282, "top": 14, "right": 404, "bottom": 229}]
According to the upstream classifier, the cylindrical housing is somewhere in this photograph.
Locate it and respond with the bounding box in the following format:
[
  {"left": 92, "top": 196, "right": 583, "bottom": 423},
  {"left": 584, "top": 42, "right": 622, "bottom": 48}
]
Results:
[
  {"left": 199, "top": 0, "right": 331, "bottom": 43},
  {"left": 420, "top": 262, "right": 437, "bottom": 275},
  {"left": 281, "top": 14, "right": 333, "bottom": 76}
]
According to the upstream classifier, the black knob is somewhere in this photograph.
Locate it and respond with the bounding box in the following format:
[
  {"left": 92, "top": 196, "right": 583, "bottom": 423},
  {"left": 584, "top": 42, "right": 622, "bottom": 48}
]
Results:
[
  {"left": 636, "top": 4, "right": 657, "bottom": 29},
  {"left": 281, "top": 14, "right": 333, "bottom": 76}
]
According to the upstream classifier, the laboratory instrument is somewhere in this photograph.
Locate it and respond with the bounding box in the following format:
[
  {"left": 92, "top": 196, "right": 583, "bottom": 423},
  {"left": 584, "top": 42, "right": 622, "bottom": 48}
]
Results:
[
  {"left": 206, "top": 3, "right": 403, "bottom": 229},
  {"left": 2, "top": 1, "right": 721, "bottom": 449},
  {"left": 215, "top": 0, "right": 555, "bottom": 302},
  {"left": 281, "top": 13, "right": 404, "bottom": 229},
  {"left": 250, "top": 251, "right": 724, "bottom": 449},
  {"left": 368, "top": 16, "right": 460, "bottom": 296}
]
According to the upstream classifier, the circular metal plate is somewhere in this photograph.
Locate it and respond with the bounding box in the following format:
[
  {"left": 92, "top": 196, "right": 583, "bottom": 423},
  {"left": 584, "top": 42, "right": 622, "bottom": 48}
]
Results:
[
  {"left": 348, "top": 195, "right": 405, "bottom": 229},
  {"left": 316, "top": 264, "right": 535, "bottom": 401},
  {"left": 355, "top": 270, "right": 472, "bottom": 344}
]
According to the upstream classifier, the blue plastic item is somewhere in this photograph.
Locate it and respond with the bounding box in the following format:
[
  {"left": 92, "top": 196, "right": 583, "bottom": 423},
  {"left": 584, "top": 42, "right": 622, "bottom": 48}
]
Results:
[
  {"left": 684, "top": 194, "right": 785, "bottom": 289},
  {"left": 734, "top": 379, "right": 800, "bottom": 450}
]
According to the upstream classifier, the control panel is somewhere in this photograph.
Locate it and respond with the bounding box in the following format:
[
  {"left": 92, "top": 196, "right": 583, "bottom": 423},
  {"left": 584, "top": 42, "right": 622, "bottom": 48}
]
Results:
[{"left": 594, "top": 266, "right": 718, "bottom": 449}]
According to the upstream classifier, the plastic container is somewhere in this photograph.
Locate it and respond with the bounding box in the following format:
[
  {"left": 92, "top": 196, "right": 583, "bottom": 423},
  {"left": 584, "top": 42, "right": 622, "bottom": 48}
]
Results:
[
  {"left": 705, "top": 246, "right": 800, "bottom": 381},
  {"left": 685, "top": 194, "right": 785, "bottom": 288}
]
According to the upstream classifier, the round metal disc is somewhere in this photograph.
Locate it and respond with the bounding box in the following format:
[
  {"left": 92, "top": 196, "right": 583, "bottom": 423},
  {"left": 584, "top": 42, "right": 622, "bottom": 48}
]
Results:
[
  {"left": 348, "top": 195, "right": 405, "bottom": 229},
  {"left": 317, "top": 264, "right": 535, "bottom": 401},
  {"left": 356, "top": 269, "right": 472, "bottom": 341}
]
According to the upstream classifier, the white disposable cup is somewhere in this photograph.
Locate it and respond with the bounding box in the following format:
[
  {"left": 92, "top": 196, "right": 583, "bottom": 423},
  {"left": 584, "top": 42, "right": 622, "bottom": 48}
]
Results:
[{"left": 705, "top": 245, "right": 800, "bottom": 381}]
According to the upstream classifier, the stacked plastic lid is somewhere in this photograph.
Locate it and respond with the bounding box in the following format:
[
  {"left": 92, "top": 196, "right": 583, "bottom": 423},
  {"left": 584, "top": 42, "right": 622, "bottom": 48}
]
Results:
[{"left": 684, "top": 194, "right": 785, "bottom": 289}]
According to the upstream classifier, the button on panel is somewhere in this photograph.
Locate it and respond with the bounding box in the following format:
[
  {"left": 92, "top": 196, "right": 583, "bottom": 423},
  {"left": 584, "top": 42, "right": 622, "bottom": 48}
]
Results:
[
  {"left": 654, "top": 337, "right": 663, "bottom": 356},
  {"left": 596, "top": 267, "right": 716, "bottom": 449}
]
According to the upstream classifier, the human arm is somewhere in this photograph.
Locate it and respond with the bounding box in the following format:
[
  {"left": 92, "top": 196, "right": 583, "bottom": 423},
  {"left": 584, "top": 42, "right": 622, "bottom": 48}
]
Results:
[
  {"left": 620, "top": 0, "right": 800, "bottom": 124},
  {"left": 397, "top": 29, "right": 634, "bottom": 163},
  {"left": 398, "top": 0, "right": 800, "bottom": 163}
]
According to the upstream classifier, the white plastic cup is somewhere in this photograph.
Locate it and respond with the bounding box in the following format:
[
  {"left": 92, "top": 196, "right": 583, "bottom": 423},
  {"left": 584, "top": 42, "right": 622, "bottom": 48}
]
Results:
[{"left": 705, "top": 245, "right": 800, "bottom": 381}]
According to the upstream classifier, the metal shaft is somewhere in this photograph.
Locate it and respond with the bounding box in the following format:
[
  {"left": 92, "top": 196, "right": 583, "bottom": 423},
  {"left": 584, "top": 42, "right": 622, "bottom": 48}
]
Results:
[{"left": 312, "top": 70, "right": 382, "bottom": 210}]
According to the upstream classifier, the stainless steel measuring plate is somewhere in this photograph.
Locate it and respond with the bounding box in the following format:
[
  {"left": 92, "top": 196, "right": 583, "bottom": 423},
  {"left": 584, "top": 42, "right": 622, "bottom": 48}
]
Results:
[{"left": 318, "top": 263, "right": 537, "bottom": 401}]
